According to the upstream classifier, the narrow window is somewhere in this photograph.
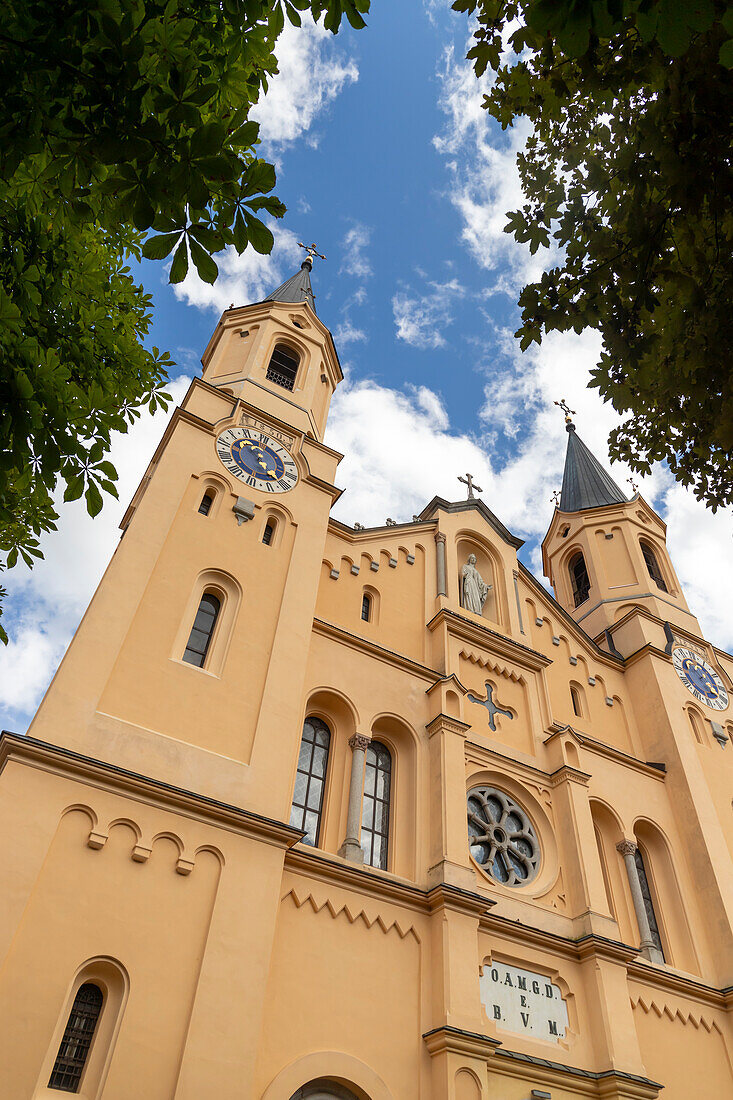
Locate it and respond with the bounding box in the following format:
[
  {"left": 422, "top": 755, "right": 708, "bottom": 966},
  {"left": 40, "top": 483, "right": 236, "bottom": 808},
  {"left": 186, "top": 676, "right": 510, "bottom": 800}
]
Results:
[
  {"left": 641, "top": 541, "right": 668, "bottom": 592},
  {"left": 361, "top": 741, "right": 391, "bottom": 870},
  {"left": 262, "top": 521, "right": 275, "bottom": 546},
  {"left": 289, "top": 717, "right": 330, "bottom": 846},
  {"left": 182, "top": 592, "right": 221, "bottom": 667},
  {"left": 570, "top": 685, "right": 582, "bottom": 717},
  {"left": 634, "top": 848, "right": 665, "bottom": 961},
  {"left": 198, "top": 491, "right": 214, "bottom": 516},
  {"left": 266, "top": 344, "right": 300, "bottom": 391},
  {"left": 49, "top": 983, "right": 104, "bottom": 1092},
  {"left": 361, "top": 593, "right": 371, "bottom": 622},
  {"left": 569, "top": 551, "right": 591, "bottom": 607}
]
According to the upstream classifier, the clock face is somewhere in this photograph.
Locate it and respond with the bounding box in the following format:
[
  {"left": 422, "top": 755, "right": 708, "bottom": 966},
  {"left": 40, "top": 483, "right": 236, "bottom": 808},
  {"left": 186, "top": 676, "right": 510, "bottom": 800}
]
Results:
[
  {"left": 215, "top": 427, "right": 298, "bottom": 493},
  {"left": 672, "top": 647, "right": 729, "bottom": 710}
]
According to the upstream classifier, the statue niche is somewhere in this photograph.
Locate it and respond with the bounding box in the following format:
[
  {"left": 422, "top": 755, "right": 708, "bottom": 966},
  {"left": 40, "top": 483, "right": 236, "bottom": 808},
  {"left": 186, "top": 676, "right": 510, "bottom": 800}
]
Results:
[{"left": 458, "top": 543, "right": 498, "bottom": 623}]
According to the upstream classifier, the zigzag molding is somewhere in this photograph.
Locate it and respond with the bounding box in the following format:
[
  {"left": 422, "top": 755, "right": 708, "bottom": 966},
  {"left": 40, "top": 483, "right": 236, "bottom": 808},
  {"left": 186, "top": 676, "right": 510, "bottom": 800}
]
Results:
[
  {"left": 631, "top": 995, "right": 721, "bottom": 1033},
  {"left": 459, "top": 649, "right": 525, "bottom": 684},
  {"left": 283, "top": 887, "right": 421, "bottom": 943}
]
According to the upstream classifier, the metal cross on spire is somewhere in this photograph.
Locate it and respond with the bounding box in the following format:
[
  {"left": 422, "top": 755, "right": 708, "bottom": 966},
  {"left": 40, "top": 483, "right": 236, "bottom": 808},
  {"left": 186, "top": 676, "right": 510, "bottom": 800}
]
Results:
[
  {"left": 550, "top": 489, "right": 561, "bottom": 505},
  {"left": 458, "top": 472, "right": 483, "bottom": 500},
  {"left": 627, "top": 477, "right": 639, "bottom": 494},
  {"left": 554, "top": 397, "right": 576, "bottom": 425},
  {"left": 298, "top": 241, "right": 326, "bottom": 264}
]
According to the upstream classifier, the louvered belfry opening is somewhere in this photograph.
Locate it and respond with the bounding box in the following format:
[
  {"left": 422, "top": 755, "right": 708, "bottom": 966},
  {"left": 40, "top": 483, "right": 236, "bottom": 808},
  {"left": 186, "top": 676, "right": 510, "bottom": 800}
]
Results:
[
  {"left": 49, "top": 983, "right": 104, "bottom": 1092},
  {"left": 266, "top": 345, "right": 299, "bottom": 391}
]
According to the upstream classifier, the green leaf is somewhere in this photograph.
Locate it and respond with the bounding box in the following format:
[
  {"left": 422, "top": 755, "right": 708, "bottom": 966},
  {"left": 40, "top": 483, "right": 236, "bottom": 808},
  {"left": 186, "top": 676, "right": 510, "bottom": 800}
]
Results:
[
  {"left": 244, "top": 214, "right": 274, "bottom": 254},
  {"left": 142, "top": 232, "right": 181, "bottom": 260},
  {"left": 189, "top": 236, "right": 219, "bottom": 283},
  {"left": 85, "top": 482, "right": 104, "bottom": 518},
  {"left": 169, "top": 239, "right": 189, "bottom": 283}
]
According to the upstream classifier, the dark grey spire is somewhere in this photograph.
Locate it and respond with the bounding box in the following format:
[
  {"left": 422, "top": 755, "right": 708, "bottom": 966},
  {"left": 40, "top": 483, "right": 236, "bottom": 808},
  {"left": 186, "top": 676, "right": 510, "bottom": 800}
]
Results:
[
  {"left": 559, "top": 420, "right": 627, "bottom": 512},
  {"left": 263, "top": 257, "right": 316, "bottom": 313}
]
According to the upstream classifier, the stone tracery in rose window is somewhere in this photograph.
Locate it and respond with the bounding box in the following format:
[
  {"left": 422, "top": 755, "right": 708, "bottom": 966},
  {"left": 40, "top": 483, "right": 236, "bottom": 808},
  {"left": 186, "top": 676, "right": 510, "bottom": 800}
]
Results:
[{"left": 467, "top": 786, "right": 540, "bottom": 886}]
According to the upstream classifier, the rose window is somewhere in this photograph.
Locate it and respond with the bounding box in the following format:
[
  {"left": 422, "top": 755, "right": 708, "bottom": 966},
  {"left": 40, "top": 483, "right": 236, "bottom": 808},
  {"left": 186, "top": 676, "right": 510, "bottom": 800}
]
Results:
[{"left": 467, "top": 787, "right": 540, "bottom": 886}]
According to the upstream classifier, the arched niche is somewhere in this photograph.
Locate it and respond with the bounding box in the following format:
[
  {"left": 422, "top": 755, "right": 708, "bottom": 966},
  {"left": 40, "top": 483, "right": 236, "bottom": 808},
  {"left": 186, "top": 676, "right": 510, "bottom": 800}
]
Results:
[
  {"left": 34, "top": 956, "right": 129, "bottom": 1100},
  {"left": 303, "top": 688, "right": 359, "bottom": 856},
  {"left": 455, "top": 534, "right": 503, "bottom": 628},
  {"left": 589, "top": 799, "right": 635, "bottom": 941},
  {"left": 172, "top": 567, "right": 242, "bottom": 677},
  {"left": 262, "top": 1052, "right": 391, "bottom": 1100},
  {"left": 369, "top": 713, "right": 419, "bottom": 880},
  {"left": 633, "top": 818, "right": 699, "bottom": 974}
]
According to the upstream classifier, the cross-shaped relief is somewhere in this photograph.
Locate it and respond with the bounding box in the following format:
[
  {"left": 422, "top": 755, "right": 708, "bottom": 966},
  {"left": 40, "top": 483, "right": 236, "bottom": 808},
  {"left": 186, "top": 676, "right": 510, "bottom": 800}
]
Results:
[{"left": 467, "top": 680, "right": 513, "bottom": 732}]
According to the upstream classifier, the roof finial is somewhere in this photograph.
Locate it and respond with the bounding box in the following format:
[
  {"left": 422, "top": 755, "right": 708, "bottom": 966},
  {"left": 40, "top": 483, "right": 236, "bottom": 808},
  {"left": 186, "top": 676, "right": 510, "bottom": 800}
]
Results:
[
  {"left": 554, "top": 397, "right": 576, "bottom": 432},
  {"left": 550, "top": 489, "right": 561, "bottom": 506},
  {"left": 298, "top": 241, "right": 326, "bottom": 268},
  {"left": 458, "top": 472, "right": 483, "bottom": 500},
  {"left": 627, "top": 476, "right": 639, "bottom": 495}
]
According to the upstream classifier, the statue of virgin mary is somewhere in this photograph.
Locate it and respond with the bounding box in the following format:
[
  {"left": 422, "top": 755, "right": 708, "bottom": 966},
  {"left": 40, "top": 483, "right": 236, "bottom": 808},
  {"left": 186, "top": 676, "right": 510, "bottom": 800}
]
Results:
[{"left": 461, "top": 554, "right": 491, "bottom": 614}]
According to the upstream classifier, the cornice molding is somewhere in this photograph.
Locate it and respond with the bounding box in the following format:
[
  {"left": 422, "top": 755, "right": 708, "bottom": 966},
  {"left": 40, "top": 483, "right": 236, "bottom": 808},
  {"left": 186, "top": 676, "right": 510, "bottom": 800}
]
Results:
[
  {"left": 543, "top": 726, "right": 667, "bottom": 783},
  {"left": 0, "top": 732, "right": 303, "bottom": 850},
  {"left": 627, "top": 960, "right": 730, "bottom": 1011},
  {"left": 493, "top": 1048, "right": 662, "bottom": 1099},
  {"left": 480, "top": 912, "right": 639, "bottom": 965},
  {"left": 422, "top": 1025, "right": 500, "bottom": 1059},
  {"left": 426, "top": 608, "right": 552, "bottom": 671},
  {"left": 311, "top": 618, "right": 440, "bottom": 682}
]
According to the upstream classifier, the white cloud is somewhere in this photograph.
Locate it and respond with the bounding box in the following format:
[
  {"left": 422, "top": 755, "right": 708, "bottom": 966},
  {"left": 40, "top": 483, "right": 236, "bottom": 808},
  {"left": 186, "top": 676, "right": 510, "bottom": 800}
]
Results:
[
  {"left": 392, "top": 278, "right": 466, "bottom": 349},
  {"left": 433, "top": 45, "right": 554, "bottom": 292},
  {"left": 333, "top": 319, "right": 367, "bottom": 346},
  {"left": 251, "top": 16, "right": 358, "bottom": 154},
  {"left": 173, "top": 224, "right": 303, "bottom": 315},
  {"left": 340, "top": 224, "right": 372, "bottom": 279},
  {"left": 325, "top": 334, "right": 733, "bottom": 650},
  {"left": 0, "top": 376, "right": 192, "bottom": 732}
]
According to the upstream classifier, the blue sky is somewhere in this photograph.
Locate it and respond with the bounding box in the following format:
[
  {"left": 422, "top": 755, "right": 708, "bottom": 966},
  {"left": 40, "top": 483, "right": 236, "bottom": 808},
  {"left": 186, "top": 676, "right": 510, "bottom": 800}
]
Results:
[{"left": 2, "top": 1, "right": 732, "bottom": 731}]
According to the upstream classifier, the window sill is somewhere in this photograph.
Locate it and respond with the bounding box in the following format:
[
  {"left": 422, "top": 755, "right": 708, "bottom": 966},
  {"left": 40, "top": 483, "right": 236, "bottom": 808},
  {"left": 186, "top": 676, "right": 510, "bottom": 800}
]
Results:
[{"left": 168, "top": 657, "right": 221, "bottom": 680}]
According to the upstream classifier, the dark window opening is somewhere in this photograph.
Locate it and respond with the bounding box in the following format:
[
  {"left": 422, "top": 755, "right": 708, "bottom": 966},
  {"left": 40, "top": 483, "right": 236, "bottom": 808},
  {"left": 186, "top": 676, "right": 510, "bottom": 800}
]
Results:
[
  {"left": 263, "top": 521, "right": 275, "bottom": 546},
  {"left": 641, "top": 541, "right": 668, "bottom": 592},
  {"left": 198, "top": 491, "right": 214, "bottom": 516},
  {"left": 289, "top": 717, "right": 330, "bottom": 846},
  {"left": 49, "top": 983, "right": 103, "bottom": 1092},
  {"left": 634, "top": 847, "right": 665, "bottom": 961},
  {"left": 361, "top": 594, "right": 371, "bottom": 622},
  {"left": 361, "top": 740, "right": 391, "bottom": 870},
  {"left": 571, "top": 686, "right": 582, "bottom": 717},
  {"left": 266, "top": 344, "right": 300, "bottom": 391},
  {"left": 182, "top": 592, "right": 221, "bottom": 667},
  {"left": 569, "top": 552, "right": 591, "bottom": 607}
]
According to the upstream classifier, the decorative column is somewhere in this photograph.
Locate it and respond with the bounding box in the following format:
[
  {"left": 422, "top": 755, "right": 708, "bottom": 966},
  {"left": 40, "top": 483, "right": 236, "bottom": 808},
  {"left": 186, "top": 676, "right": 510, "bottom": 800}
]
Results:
[
  {"left": 338, "top": 733, "right": 370, "bottom": 864},
  {"left": 435, "top": 532, "right": 447, "bottom": 597},
  {"left": 616, "top": 839, "right": 664, "bottom": 964}
]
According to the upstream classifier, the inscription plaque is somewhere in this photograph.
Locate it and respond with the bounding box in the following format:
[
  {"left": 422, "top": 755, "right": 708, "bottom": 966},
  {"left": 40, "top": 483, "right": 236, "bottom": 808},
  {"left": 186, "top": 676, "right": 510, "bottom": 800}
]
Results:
[{"left": 479, "top": 961, "right": 569, "bottom": 1043}]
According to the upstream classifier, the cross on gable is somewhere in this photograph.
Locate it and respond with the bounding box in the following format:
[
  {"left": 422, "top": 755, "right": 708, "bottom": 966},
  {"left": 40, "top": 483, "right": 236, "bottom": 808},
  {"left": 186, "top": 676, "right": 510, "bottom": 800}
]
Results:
[
  {"left": 459, "top": 472, "right": 483, "bottom": 500},
  {"left": 467, "top": 680, "right": 513, "bottom": 732}
]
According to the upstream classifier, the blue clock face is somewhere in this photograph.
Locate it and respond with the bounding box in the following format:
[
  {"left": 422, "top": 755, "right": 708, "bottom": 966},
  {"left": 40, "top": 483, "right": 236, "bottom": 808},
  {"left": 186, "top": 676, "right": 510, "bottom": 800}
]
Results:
[
  {"left": 216, "top": 427, "right": 298, "bottom": 493},
  {"left": 672, "top": 647, "right": 729, "bottom": 710},
  {"left": 231, "top": 438, "right": 284, "bottom": 482}
]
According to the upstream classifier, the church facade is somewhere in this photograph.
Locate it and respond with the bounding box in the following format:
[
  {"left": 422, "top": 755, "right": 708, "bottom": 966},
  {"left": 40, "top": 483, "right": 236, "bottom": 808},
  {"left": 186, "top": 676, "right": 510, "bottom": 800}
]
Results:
[{"left": 2, "top": 257, "right": 733, "bottom": 1099}]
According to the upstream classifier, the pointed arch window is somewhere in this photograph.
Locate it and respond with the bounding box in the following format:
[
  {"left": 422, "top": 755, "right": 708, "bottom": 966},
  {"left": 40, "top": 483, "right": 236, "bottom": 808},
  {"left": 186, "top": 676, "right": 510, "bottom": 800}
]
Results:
[
  {"left": 266, "top": 344, "right": 300, "bottom": 391},
  {"left": 568, "top": 551, "right": 591, "bottom": 607},
  {"left": 361, "top": 740, "right": 391, "bottom": 869},
  {"left": 49, "top": 983, "right": 104, "bottom": 1091},
  {"left": 290, "top": 717, "right": 330, "bottom": 846},
  {"left": 641, "top": 540, "right": 668, "bottom": 592},
  {"left": 182, "top": 592, "right": 221, "bottom": 667},
  {"left": 634, "top": 847, "right": 665, "bottom": 961}
]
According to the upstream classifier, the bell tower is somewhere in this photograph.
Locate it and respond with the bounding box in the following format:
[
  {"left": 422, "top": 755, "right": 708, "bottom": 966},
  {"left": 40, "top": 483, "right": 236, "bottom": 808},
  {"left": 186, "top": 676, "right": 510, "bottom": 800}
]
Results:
[
  {"left": 542, "top": 411, "right": 700, "bottom": 648},
  {"left": 28, "top": 252, "right": 344, "bottom": 821}
]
